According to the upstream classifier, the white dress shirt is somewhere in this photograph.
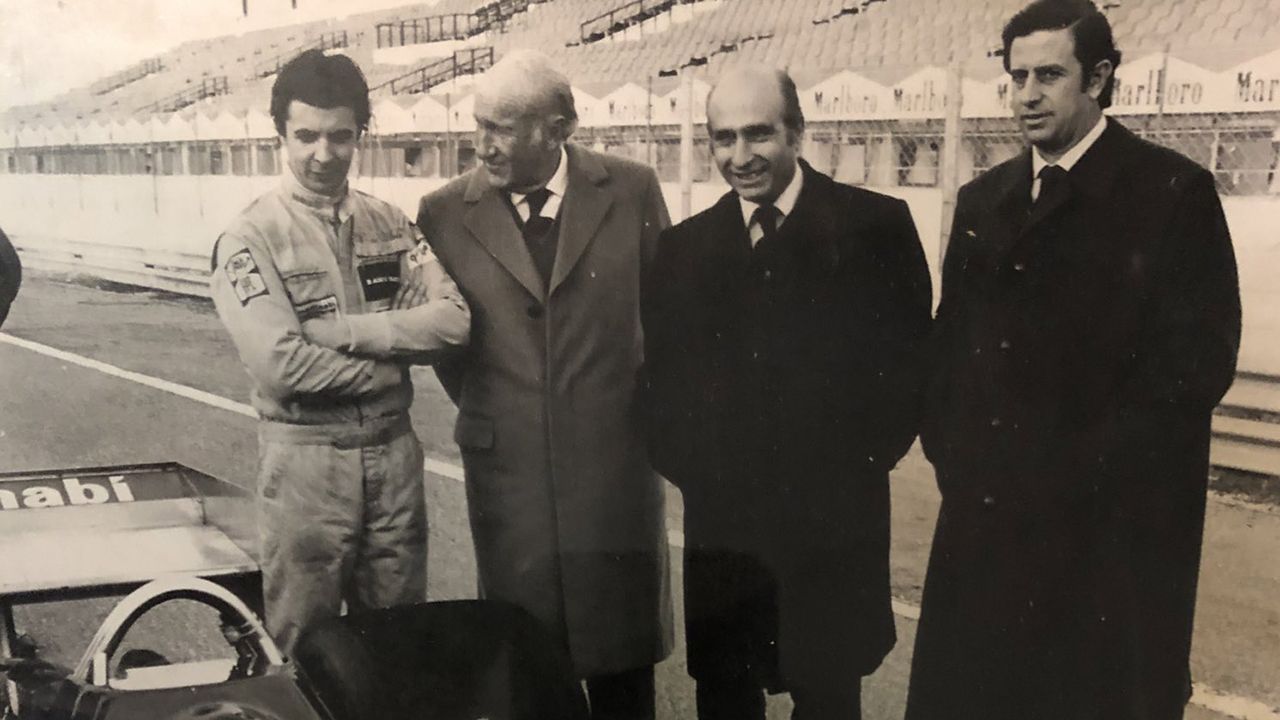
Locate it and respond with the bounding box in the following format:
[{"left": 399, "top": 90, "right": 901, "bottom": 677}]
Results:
[
  {"left": 739, "top": 161, "right": 804, "bottom": 246},
  {"left": 511, "top": 147, "right": 569, "bottom": 222},
  {"left": 1031, "top": 114, "right": 1107, "bottom": 201}
]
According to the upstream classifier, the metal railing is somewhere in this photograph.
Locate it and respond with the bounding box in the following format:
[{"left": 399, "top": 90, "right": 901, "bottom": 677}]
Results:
[
  {"left": 12, "top": 236, "right": 211, "bottom": 298},
  {"left": 377, "top": 14, "right": 481, "bottom": 47},
  {"left": 138, "top": 76, "right": 230, "bottom": 115},
  {"left": 375, "top": 0, "right": 548, "bottom": 49},
  {"left": 92, "top": 58, "right": 166, "bottom": 96},
  {"left": 250, "top": 30, "right": 350, "bottom": 80},
  {"left": 580, "top": 0, "right": 677, "bottom": 44},
  {"left": 373, "top": 47, "right": 496, "bottom": 95}
]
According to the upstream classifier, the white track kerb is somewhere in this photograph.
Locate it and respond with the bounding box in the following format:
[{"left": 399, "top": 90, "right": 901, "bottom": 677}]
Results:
[{"left": 1, "top": 331, "right": 1276, "bottom": 720}]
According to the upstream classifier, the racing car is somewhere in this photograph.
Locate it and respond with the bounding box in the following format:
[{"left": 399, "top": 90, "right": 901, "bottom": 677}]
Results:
[{"left": 0, "top": 463, "right": 585, "bottom": 720}]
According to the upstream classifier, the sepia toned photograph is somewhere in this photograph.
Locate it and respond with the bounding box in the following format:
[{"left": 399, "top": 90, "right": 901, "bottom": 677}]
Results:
[{"left": 1, "top": 0, "right": 1277, "bottom": 718}]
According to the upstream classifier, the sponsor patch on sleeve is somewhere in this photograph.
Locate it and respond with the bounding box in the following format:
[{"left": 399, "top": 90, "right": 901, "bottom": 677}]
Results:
[
  {"left": 295, "top": 294, "right": 338, "bottom": 321},
  {"left": 407, "top": 241, "right": 440, "bottom": 271},
  {"left": 405, "top": 225, "right": 437, "bottom": 270},
  {"left": 224, "top": 249, "right": 268, "bottom": 305}
]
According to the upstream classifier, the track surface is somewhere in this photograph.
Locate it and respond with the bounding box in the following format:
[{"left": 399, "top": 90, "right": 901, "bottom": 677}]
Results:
[{"left": 1, "top": 272, "right": 1277, "bottom": 719}]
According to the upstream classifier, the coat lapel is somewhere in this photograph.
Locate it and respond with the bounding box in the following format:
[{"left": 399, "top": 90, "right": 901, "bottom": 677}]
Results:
[
  {"left": 1061, "top": 118, "right": 1124, "bottom": 212},
  {"left": 1020, "top": 118, "right": 1125, "bottom": 237},
  {"left": 550, "top": 145, "right": 613, "bottom": 295},
  {"left": 461, "top": 167, "right": 545, "bottom": 300},
  {"left": 786, "top": 161, "right": 842, "bottom": 274}
]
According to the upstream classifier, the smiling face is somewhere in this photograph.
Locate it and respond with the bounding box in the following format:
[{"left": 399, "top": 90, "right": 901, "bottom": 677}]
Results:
[
  {"left": 473, "top": 94, "right": 563, "bottom": 193},
  {"left": 282, "top": 100, "right": 358, "bottom": 197},
  {"left": 1008, "top": 27, "right": 1107, "bottom": 163},
  {"left": 706, "top": 74, "right": 799, "bottom": 205}
]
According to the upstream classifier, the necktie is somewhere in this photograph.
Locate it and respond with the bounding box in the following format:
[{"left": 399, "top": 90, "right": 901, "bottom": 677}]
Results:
[
  {"left": 523, "top": 187, "right": 552, "bottom": 225},
  {"left": 1036, "top": 165, "right": 1069, "bottom": 206},
  {"left": 751, "top": 204, "right": 781, "bottom": 247},
  {"left": 519, "top": 187, "right": 556, "bottom": 289}
]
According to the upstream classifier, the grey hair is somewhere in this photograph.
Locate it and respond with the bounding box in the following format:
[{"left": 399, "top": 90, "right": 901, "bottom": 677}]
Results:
[{"left": 477, "top": 49, "right": 578, "bottom": 124}]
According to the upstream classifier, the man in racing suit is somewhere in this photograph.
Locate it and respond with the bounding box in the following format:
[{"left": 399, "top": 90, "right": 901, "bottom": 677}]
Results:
[{"left": 210, "top": 50, "right": 469, "bottom": 653}]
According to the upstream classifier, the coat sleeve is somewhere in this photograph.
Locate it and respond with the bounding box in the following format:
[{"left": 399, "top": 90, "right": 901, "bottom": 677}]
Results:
[
  {"left": 1079, "top": 168, "right": 1241, "bottom": 488},
  {"left": 919, "top": 184, "right": 976, "bottom": 469},
  {"left": 1121, "top": 168, "right": 1240, "bottom": 413},
  {"left": 639, "top": 167, "right": 672, "bottom": 278},
  {"left": 416, "top": 195, "right": 467, "bottom": 405},
  {"left": 865, "top": 197, "right": 933, "bottom": 474},
  {"left": 338, "top": 220, "right": 471, "bottom": 363},
  {"left": 210, "top": 233, "right": 403, "bottom": 402},
  {"left": 641, "top": 224, "right": 691, "bottom": 488}
]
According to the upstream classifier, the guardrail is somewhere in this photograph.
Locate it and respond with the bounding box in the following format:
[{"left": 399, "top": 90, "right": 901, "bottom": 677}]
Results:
[
  {"left": 13, "top": 236, "right": 210, "bottom": 299},
  {"left": 1213, "top": 373, "right": 1280, "bottom": 478},
  {"left": 12, "top": 232, "right": 1280, "bottom": 480}
]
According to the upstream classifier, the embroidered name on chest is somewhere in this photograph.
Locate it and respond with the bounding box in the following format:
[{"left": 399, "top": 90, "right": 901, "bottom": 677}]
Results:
[{"left": 357, "top": 257, "right": 400, "bottom": 302}]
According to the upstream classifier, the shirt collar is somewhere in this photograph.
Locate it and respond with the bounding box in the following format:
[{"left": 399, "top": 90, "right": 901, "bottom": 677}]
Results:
[
  {"left": 739, "top": 160, "right": 804, "bottom": 229},
  {"left": 1032, "top": 113, "right": 1107, "bottom": 178},
  {"left": 511, "top": 146, "right": 569, "bottom": 205},
  {"left": 282, "top": 167, "right": 352, "bottom": 220}
]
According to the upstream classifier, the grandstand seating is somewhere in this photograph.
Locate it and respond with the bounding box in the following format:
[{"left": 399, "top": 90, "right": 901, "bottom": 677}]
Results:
[{"left": 5, "top": 0, "right": 1280, "bottom": 126}]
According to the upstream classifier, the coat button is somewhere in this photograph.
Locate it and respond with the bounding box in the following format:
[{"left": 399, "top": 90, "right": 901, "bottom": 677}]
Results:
[
  {"left": 1013, "top": 262, "right": 1027, "bottom": 272},
  {"left": 526, "top": 304, "right": 543, "bottom": 319},
  {"left": 983, "top": 495, "right": 996, "bottom": 508},
  {"left": 990, "top": 417, "right": 1002, "bottom": 427},
  {"left": 763, "top": 270, "right": 772, "bottom": 280},
  {"left": 999, "top": 339, "right": 1011, "bottom": 350}
]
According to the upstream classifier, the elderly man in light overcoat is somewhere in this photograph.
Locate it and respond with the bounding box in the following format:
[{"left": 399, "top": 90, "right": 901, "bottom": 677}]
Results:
[{"left": 417, "top": 50, "right": 673, "bottom": 720}]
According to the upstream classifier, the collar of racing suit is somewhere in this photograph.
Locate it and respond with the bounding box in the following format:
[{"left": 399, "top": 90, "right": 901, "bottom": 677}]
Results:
[{"left": 282, "top": 169, "right": 353, "bottom": 223}]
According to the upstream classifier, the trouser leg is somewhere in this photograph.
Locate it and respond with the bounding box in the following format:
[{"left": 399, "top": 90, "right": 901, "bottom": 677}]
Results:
[
  {"left": 584, "top": 665, "right": 656, "bottom": 720},
  {"left": 353, "top": 429, "right": 428, "bottom": 610},
  {"left": 695, "top": 673, "right": 766, "bottom": 720},
  {"left": 257, "top": 441, "right": 360, "bottom": 655},
  {"left": 790, "top": 679, "right": 862, "bottom": 720}
]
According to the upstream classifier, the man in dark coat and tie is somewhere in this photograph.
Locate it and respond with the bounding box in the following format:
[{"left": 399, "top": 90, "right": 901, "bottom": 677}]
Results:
[
  {"left": 906, "top": 2, "right": 1241, "bottom": 719},
  {"left": 644, "top": 64, "right": 932, "bottom": 720}
]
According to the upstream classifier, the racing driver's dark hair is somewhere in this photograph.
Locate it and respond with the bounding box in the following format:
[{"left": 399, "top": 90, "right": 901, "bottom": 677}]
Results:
[{"left": 270, "top": 49, "right": 371, "bottom": 136}]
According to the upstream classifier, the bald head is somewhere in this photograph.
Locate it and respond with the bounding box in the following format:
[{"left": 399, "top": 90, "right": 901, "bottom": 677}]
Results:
[
  {"left": 473, "top": 50, "right": 577, "bottom": 192},
  {"left": 706, "top": 64, "right": 803, "bottom": 204},
  {"left": 476, "top": 49, "right": 578, "bottom": 125},
  {"left": 707, "top": 64, "right": 804, "bottom": 136}
]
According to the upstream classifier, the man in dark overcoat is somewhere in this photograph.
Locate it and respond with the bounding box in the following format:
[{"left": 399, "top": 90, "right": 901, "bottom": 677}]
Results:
[
  {"left": 906, "top": 2, "right": 1241, "bottom": 719},
  {"left": 644, "top": 64, "right": 932, "bottom": 720}
]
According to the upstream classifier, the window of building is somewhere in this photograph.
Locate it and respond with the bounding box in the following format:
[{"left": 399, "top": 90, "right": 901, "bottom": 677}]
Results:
[
  {"left": 257, "top": 144, "right": 279, "bottom": 175},
  {"left": 834, "top": 142, "right": 868, "bottom": 185},
  {"left": 188, "top": 145, "right": 208, "bottom": 175},
  {"left": 209, "top": 146, "right": 226, "bottom": 175},
  {"left": 231, "top": 144, "right": 251, "bottom": 176},
  {"left": 404, "top": 146, "right": 425, "bottom": 177},
  {"left": 160, "top": 146, "right": 181, "bottom": 175}
]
